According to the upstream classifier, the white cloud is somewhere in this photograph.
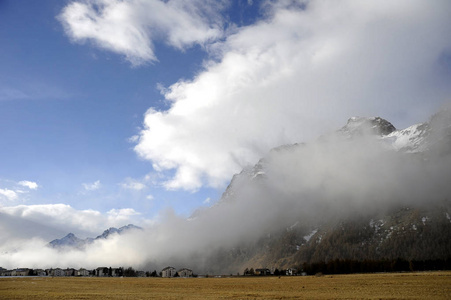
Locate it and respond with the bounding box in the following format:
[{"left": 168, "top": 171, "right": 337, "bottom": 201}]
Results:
[
  {"left": 83, "top": 180, "right": 101, "bottom": 191},
  {"left": 0, "top": 204, "right": 102, "bottom": 235},
  {"left": 0, "top": 204, "right": 144, "bottom": 242},
  {"left": 0, "top": 188, "right": 18, "bottom": 201},
  {"left": 0, "top": 205, "right": 147, "bottom": 269},
  {"left": 134, "top": 0, "right": 451, "bottom": 191},
  {"left": 58, "top": 0, "right": 226, "bottom": 66},
  {"left": 203, "top": 197, "right": 211, "bottom": 204},
  {"left": 107, "top": 208, "right": 141, "bottom": 223},
  {"left": 120, "top": 178, "right": 146, "bottom": 190},
  {"left": 18, "top": 180, "right": 39, "bottom": 190}
]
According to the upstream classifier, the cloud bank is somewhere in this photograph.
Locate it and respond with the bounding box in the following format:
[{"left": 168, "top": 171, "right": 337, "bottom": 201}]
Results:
[
  {"left": 59, "top": 1, "right": 451, "bottom": 191},
  {"left": 133, "top": 0, "right": 451, "bottom": 191},
  {"left": 0, "top": 204, "right": 144, "bottom": 243},
  {"left": 2, "top": 110, "right": 450, "bottom": 272}
]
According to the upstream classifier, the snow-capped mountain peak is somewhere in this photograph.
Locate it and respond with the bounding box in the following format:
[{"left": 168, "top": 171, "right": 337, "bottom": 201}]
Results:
[
  {"left": 339, "top": 116, "right": 397, "bottom": 137},
  {"left": 48, "top": 232, "right": 85, "bottom": 249},
  {"left": 383, "top": 122, "right": 429, "bottom": 153}
]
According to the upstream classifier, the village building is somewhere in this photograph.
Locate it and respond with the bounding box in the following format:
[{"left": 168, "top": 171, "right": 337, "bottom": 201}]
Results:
[
  {"left": 178, "top": 268, "right": 193, "bottom": 277},
  {"left": 33, "top": 269, "right": 47, "bottom": 276},
  {"left": 111, "top": 268, "right": 122, "bottom": 277},
  {"left": 161, "top": 266, "right": 177, "bottom": 278},
  {"left": 77, "top": 268, "right": 90, "bottom": 276},
  {"left": 52, "top": 268, "right": 65, "bottom": 277},
  {"left": 96, "top": 267, "right": 109, "bottom": 277},
  {"left": 11, "top": 268, "right": 30, "bottom": 276},
  {"left": 65, "top": 268, "right": 76, "bottom": 276},
  {"left": 255, "top": 268, "right": 271, "bottom": 276},
  {"left": 286, "top": 268, "right": 297, "bottom": 276},
  {"left": 136, "top": 271, "right": 146, "bottom": 277}
]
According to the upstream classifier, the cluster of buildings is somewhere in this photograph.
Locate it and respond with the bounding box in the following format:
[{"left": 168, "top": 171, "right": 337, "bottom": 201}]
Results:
[
  {"left": 161, "top": 266, "right": 193, "bottom": 278},
  {"left": 0, "top": 266, "right": 194, "bottom": 278},
  {"left": 244, "top": 267, "right": 304, "bottom": 276}
]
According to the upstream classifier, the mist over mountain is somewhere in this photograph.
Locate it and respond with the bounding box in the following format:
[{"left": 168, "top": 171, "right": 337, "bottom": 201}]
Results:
[
  {"left": 48, "top": 224, "right": 142, "bottom": 250},
  {"left": 182, "top": 107, "right": 451, "bottom": 274},
  {"left": 1, "top": 107, "right": 450, "bottom": 273}
]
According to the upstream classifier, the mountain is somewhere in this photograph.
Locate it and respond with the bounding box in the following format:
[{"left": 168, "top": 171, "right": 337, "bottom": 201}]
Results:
[
  {"left": 48, "top": 233, "right": 86, "bottom": 250},
  {"left": 95, "top": 224, "right": 142, "bottom": 240},
  {"left": 48, "top": 224, "right": 142, "bottom": 250},
  {"left": 199, "top": 108, "right": 451, "bottom": 274}
]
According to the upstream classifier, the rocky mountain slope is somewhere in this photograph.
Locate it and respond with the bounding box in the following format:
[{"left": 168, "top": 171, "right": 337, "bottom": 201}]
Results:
[{"left": 201, "top": 108, "right": 451, "bottom": 274}]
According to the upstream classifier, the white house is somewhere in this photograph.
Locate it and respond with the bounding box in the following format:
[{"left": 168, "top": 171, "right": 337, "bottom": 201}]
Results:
[
  {"left": 286, "top": 268, "right": 297, "bottom": 276},
  {"left": 111, "top": 268, "right": 122, "bottom": 277},
  {"left": 96, "top": 267, "right": 109, "bottom": 277},
  {"left": 178, "top": 268, "right": 193, "bottom": 277},
  {"left": 161, "top": 266, "right": 177, "bottom": 278}
]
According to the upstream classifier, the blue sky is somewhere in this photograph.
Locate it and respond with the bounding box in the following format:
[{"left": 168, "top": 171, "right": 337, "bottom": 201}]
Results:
[
  {"left": 0, "top": 0, "right": 257, "bottom": 218},
  {"left": 1, "top": 0, "right": 451, "bottom": 237}
]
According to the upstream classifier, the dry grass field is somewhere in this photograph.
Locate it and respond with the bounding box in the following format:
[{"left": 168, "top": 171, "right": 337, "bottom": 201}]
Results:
[{"left": 0, "top": 271, "right": 450, "bottom": 299}]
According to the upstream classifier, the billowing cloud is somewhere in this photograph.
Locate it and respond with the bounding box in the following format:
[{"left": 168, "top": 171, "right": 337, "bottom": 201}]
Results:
[
  {"left": 0, "top": 204, "right": 147, "bottom": 242},
  {"left": 3, "top": 123, "right": 451, "bottom": 271},
  {"left": 0, "top": 204, "right": 148, "bottom": 269},
  {"left": 18, "top": 180, "right": 39, "bottom": 190},
  {"left": 0, "top": 204, "right": 103, "bottom": 237},
  {"left": 135, "top": 0, "right": 451, "bottom": 191},
  {"left": 58, "top": 0, "right": 226, "bottom": 65},
  {"left": 83, "top": 180, "right": 101, "bottom": 191},
  {"left": 1, "top": 111, "right": 451, "bottom": 272}
]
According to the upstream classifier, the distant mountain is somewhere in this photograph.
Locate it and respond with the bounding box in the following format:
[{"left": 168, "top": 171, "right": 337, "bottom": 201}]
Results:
[
  {"left": 48, "top": 224, "right": 142, "bottom": 250},
  {"left": 198, "top": 107, "right": 451, "bottom": 274},
  {"left": 48, "top": 233, "right": 86, "bottom": 250},
  {"left": 95, "top": 224, "right": 142, "bottom": 240}
]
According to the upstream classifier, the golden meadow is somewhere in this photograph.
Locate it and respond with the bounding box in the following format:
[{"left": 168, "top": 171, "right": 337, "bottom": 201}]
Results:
[{"left": 1, "top": 271, "right": 450, "bottom": 299}]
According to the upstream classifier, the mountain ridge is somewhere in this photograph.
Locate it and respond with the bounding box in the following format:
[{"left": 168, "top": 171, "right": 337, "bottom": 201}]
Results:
[
  {"left": 48, "top": 224, "right": 142, "bottom": 250},
  {"left": 197, "top": 108, "right": 451, "bottom": 274}
]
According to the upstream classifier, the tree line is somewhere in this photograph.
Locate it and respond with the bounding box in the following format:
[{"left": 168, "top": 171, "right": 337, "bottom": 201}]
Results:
[{"left": 301, "top": 258, "right": 451, "bottom": 275}]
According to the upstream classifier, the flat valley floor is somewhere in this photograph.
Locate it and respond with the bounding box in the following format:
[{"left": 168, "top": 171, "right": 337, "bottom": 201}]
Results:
[{"left": 0, "top": 271, "right": 450, "bottom": 299}]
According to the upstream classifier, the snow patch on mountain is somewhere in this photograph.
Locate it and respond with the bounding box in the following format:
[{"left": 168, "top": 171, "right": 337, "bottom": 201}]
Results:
[
  {"left": 421, "top": 217, "right": 429, "bottom": 225},
  {"left": 383, "top": 123, "right": 429, "bottom": 153},
  {"left": 303, "top": 229, "right": 318, "bottom": 243}
]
